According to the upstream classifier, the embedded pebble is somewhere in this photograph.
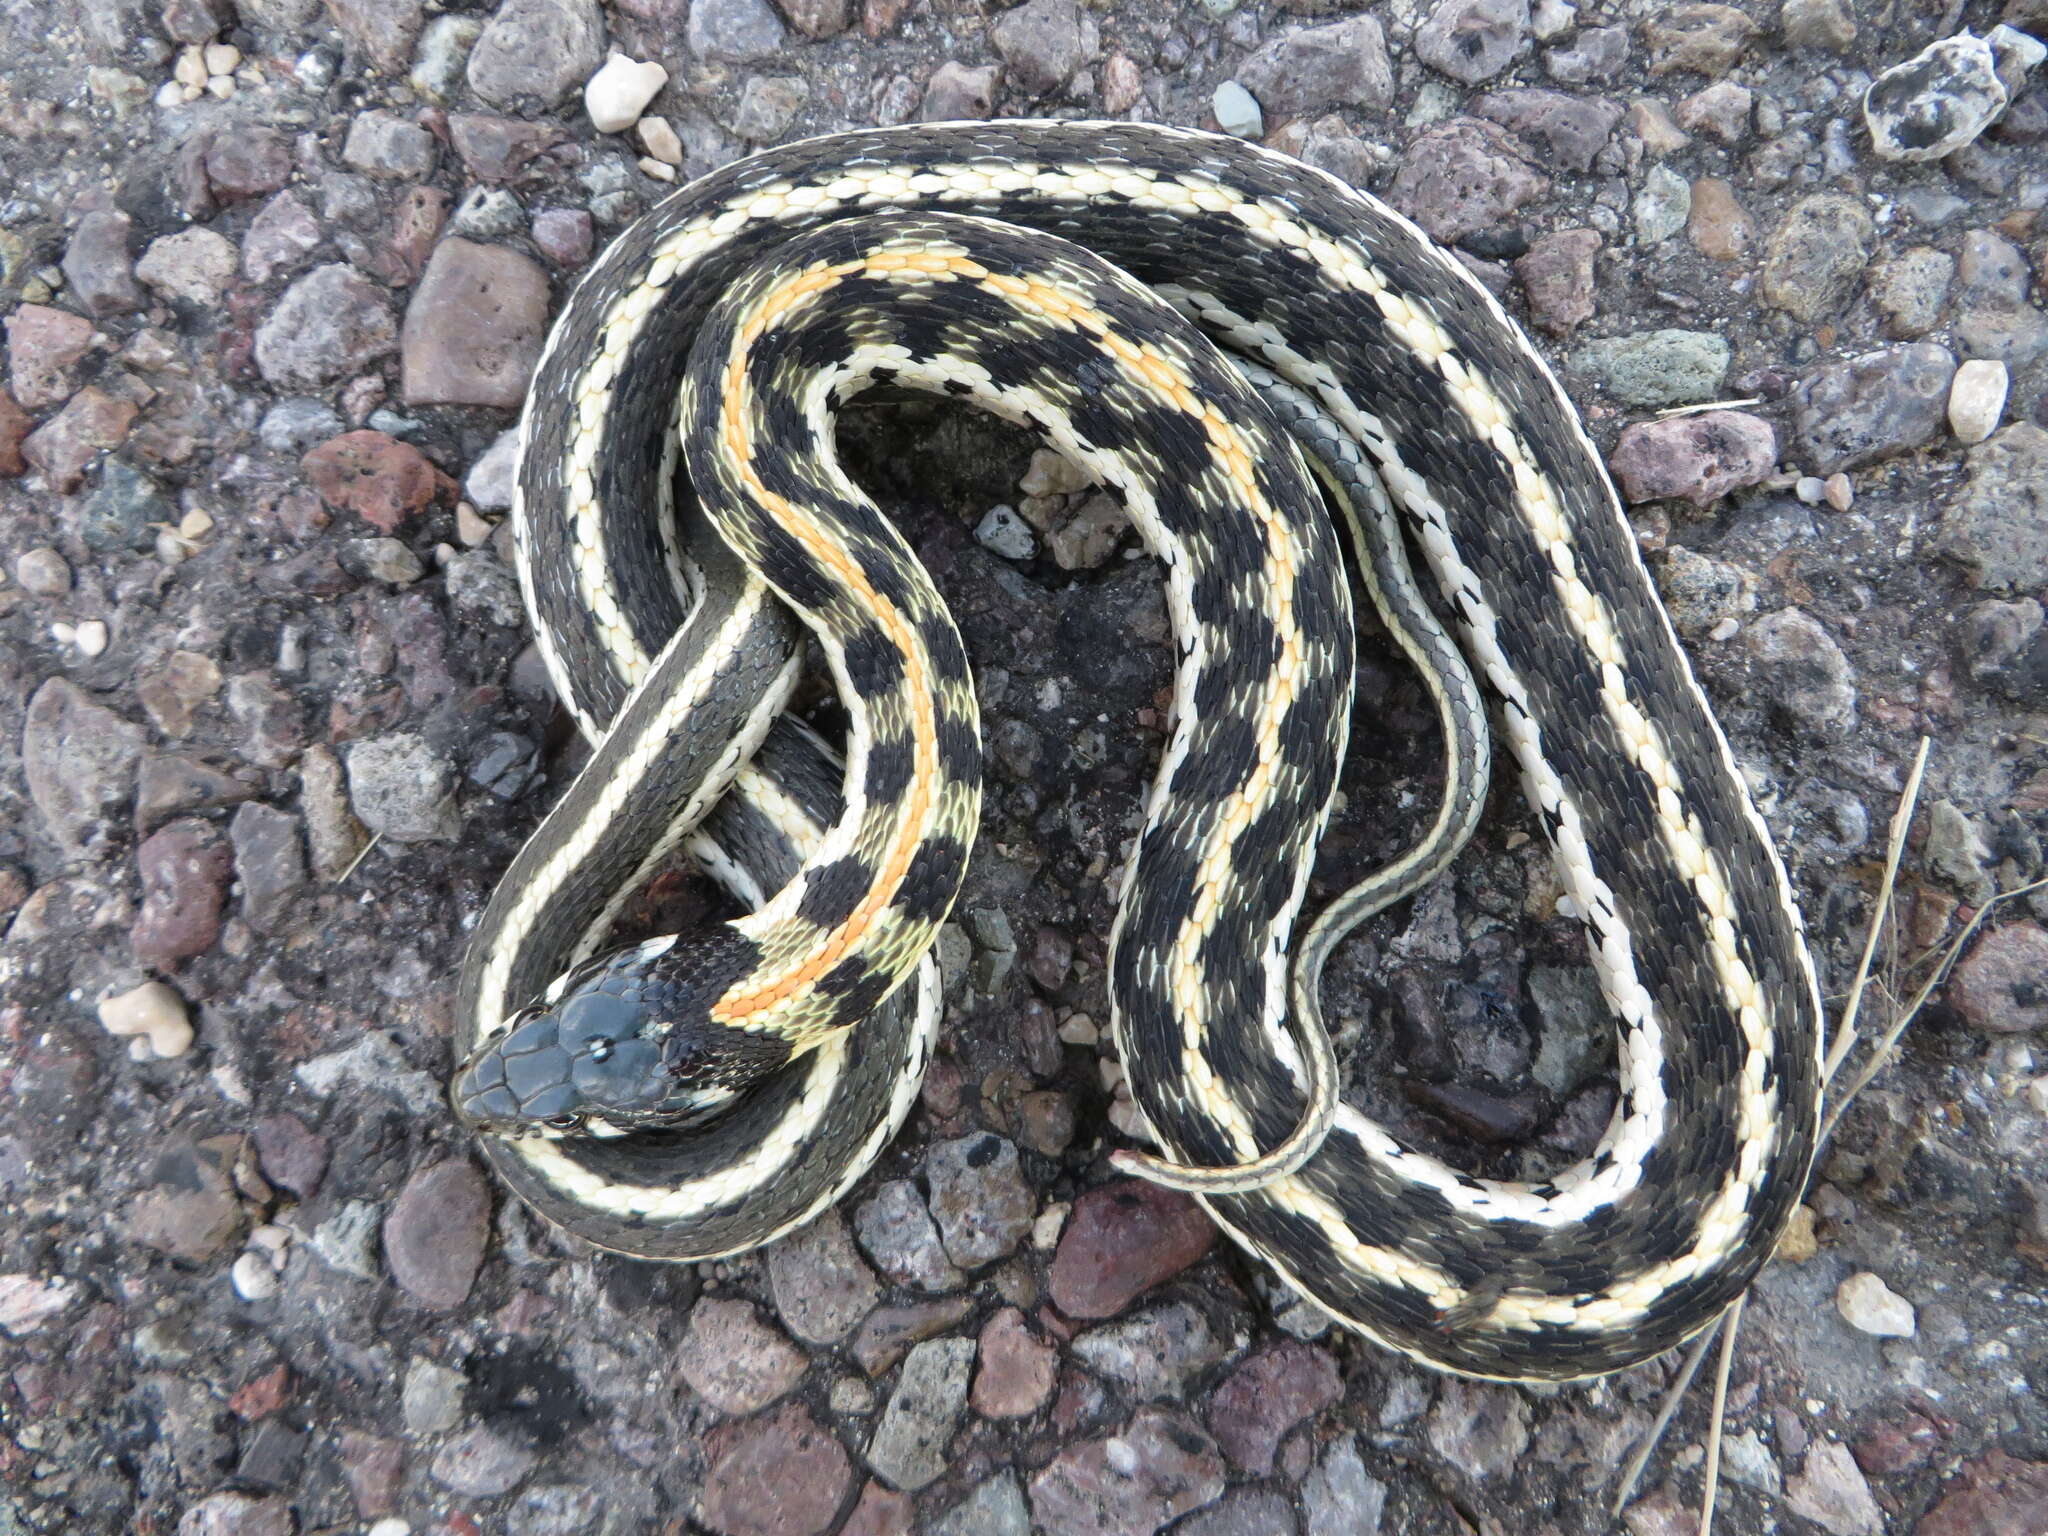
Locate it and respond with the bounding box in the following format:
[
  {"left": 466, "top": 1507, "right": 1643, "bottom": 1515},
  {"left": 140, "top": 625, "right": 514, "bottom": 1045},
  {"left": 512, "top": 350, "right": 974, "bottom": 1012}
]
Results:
[
  {"left": 383, "top": 1159, "right": 489, "bottom": 1308},
  {"left": 1212, "top": 81, "right": 1263, "bottom": 139},
  {"left": 1425, "top": 1379, "right": 1531, "bottom": 1479},
  {"left": 975, "top": 504, "right": 1037, "bottom": 561},
  {"left": 971, "top": 1307, "right": 1058, "bottom": 1419},
  {"left": 1836, "top": 1272, "right": 1916, "bottom": 1337},
  {"left": 1784, "top": 1440, "right": 1885, "bottom": 1536},
  {"left": 1028, "top": 1408, "right": 1226, "bottom": 1535},
  {"left": 857, "top": 1180, "right": 966, "bottom": 1292},
  {"left": 97, "top": 980, "right": 195, "bottom": 1060},
  {"left": 1207, "top": 1341, "right": 1342, "bottom": 1474},
  {"left": 768, "top": 1209, "right": 881, "bottom": 1344},
  {"left": 431, "top": 1424, "right": 538, "bottom": 1497},
  {"left": 1939, "top": 423, "right": 2048, "bottom": 592},
  {"left": 1575, "top": 329, "right": 1729, "bottom": 407},
  {"left": 1793, "top": 343, "right": 1956, "bottom": 474},
  {"left": 1302, "top": 1433, "right": 1388, "bottom": 1535},
  {"left": 1237, "top": 16, "right": 1393, "bottom": 116},
  {"left": 924, "top": 1133, "right": 1034, "bottom": 1269},
  {"left": 468, "top": 0, "right": 606, "bottom": 108},
  {"left": 1609, "top": 411, "right": 1775, "bottom": 507},
  {"left": 700, "top": 1402, "right": 851, "bottom": 1536},
  {"left": 929, "top": 1472, "right": 1030, "bottom": 1536},
  {"left": 1948, "top": 923, "right": 2048, "bottom": 1034},
  {"left": 1761, "top": 193, "right": 1874, "bottom": 322},
  {"left": 1071, "top": 1301, "right": 1228, "bottom": 1400},
  {"left": 1049, "top": 1180, "right": 1215, "bottom": 1318},
  {"left": 1948, "top": 358, "right": 2008, "bottom": 445},
  {"left": 585, "top": 53, "right": 668, "bottom": 133},
  {"left": 866, "top": 1337, "right": 974, "bottom": 1490},
  {"left": 1746, "top": 609, "right": 1856, "bottom": 734},
  {"left": 345, "top": 733, "right": 461, "bottom": 842},
  {"left": 1415, "top": 0, "right": 1528, "bottom": 85}
]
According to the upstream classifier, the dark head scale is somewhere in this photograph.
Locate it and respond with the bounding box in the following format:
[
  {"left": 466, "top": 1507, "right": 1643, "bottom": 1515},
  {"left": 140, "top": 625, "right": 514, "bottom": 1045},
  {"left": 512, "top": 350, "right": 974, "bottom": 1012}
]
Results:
[{"left": 451, "top": 927, "right": 791, "bottom": 1137}]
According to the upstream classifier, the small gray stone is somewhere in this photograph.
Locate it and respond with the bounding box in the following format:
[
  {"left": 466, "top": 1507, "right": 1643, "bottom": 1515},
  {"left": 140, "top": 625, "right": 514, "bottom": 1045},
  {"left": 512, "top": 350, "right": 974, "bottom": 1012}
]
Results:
[
  {"left": 1302, "top": 1433, "right": 1387, "bottom": 1535},
  {"left": 857, "top": 1180, "right": 967, "bottom": 1291},
  {"left": 78, "top": 458, "right": 173, "bottom": 552},
  {"left": 1071, "top": 1302, "right": 1229, "bottom": 1399},
  {"left": 62, "top": 209, "right": 143, "bottom": 317},
  {"left": 1424, "top": 1379, "right": 1531, "bottom": 1479},
  {"left": 767, "top": 1208, "right": 880, "bottom": 1344},
  {"left": 254, "top": 264, "right": 397, "bottom": 389},
  {"left": 1746, "top": 608, "right": 1856, "bottom": 735},
  {"left": 1864, "top": 33, "right": 2008, "bottom": 163},
  {"left": 1237, "top": 16, "right": 1393, "bottom": 116},
  {"left": 229, "top": 802, "right": 305, "bottom": 933},
  {"left": 1177, "top": 1488, "right": 1298, "bottom": 1536},
  {"left": 678, "top": 1296, "right": 807, "bottom": 1413},
  {"left": 689, "top": 0, "right": 786, "bottom": 64},
  {"left": 14, "top": 547, "right": 72, "bottom": 597},
  {"left": 925, "top": 1133, "right": 1034, "bottom": 1268},
  {"left": 1955, "top": 304, "right": 2048, "bottom": 372},
  {"left": 866, "top": 1337, "right": 974, "bottom": 1491},
  {"left": 1027, "top": 1408, "right": 1227, "bottom": 1535},
  {"left": 991, "top": 0, "right": 1094, "bottom": 96},
  {"left": 1476, "top": 89, "right": 1623, "bottom": 173},
  {"left": 1779, "top": 0, "right": 1855, "bottom": 52},
  {"left": 1784, "top": 1440, "right": 1884, "bottom": 1536},
  {"left": 975, "top": 504, "right": 1037, "bottom": 561},
  {"left": 1544, "top": 23, "right": 1627, "bottom": 84},
  {"left": 466, "top": 428, "right": 521, "bottom": 510},
  {"left": 1940, "top": 423, "right": 2048, "bottom": 593},
  {"left": 342, "top": 110, "right": 437, "bottom": 178},
  {"left": 452, "top": 186, "right": 526, "bottom": 240},
  {"left": 1760, "top": 193, "right": 1873, "bottom": 322},
  {"left": 412, "top": 14, "right": 483, "bottom": 102},
  {"left": 260, "top": 398, "right": 344, "bottom": 456},
  {"left": 920, "top": 62, "right": 1000, "bottom": 122},
  {"left": 403, "top": 1357, "right": 466, "bottom": 1434},
  {"left": 1415, "top": 0, "right": 1528, "bottom": 86},
  {"left": 1644, "top": 4, "right": 1755, "bottom": 77},
  {"left": 469, "top": 733, "right": 539, "bottom": 798},
  {"left": 1526, "top": 964, "right": 1613, "bottom": 1093},
  {"left": 1869, "top": 246, "right": 1953, "bottom": 339},
  {"left": 929, "top": 1472, "right": 1030, "bottom": 1536},
  {"left": 505, "top": 1485, "right": 606, "bottom": 1536},
  {"left": 1515, "top": 227, "right": 1599, "bottom": 337},
  {"left": 23, "top": 677, "right": 143, "bottom": 856},
  {"left": 384, "top": 1159, "right": 490, "bottom": 1308},
  {"left": 242, "top": 190, "right": 323, "bottom": 285},
  {"left": 345, "top": 733, "right": 460, "bottom": 842},
  {"left": 1793, "top": 342, "right": 1956, "bottom": 473},
  {"left": 432, "top": 1424, "right": 538, "bottom": 1497},
  {"left": 325, "top": 0, "right": 425, "bottom": 73},
  {"left": 732, "top": 75, "right": 809, "bottom": 142},
  {"left": 310, "top": 1199, "right": 382, "bottom": 1280},
  {"left": 468, "top": 0, "right": 606, "bottom": 107},
  {"left": 1633, "top": 164, "right": 1692, "bottom": 245},
  {"left": 1955, "top": 228, "right": 2030, "bottom": 311},
  {"left": 1575, "top": 329, "right": 1729, "bottom": 408}
]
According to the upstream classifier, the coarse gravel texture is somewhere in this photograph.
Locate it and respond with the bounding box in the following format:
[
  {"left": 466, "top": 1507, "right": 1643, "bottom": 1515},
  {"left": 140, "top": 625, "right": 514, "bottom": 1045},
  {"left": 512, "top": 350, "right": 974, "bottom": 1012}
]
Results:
[{"left": 3, "top": 2, "right": 2047, "bottom": 1535}]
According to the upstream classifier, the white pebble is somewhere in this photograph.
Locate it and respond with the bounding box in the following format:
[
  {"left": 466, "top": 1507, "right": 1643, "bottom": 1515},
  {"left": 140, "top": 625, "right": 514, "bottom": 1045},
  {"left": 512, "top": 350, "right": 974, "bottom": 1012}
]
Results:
[
  {"left": 585, "top": 53, "right": 668, "bottom": 134},
  {"left": 1948, "top": 358, "right": 2008, "bottom": 445},
  {"left": 1057, "top": 1013, "right": 1098, "bottom": 1046},
  {"left": 1031, "top": 1201, "right": 1069, "bottom": 1250},
  {"left": 1794, "top": 475, "right": 1827, "bottom": 505},
  {"left": 1836, "top": 1271, "right": 1916, "bottom": 1337},
  {"left": 1213, "top": 80, "right": 1263, "bottom": 139},
  {"left": 230, "top": 1252, "right": 278, "bottom": 1300},
  {"left": 206, "top": 75, "right": 235, "bottom": 100},
  {"left": 974, "top": 503, "right": 1037, "bottom": 561},
  {"left": 76, "top": 619, "right": 108, "bottom": 656},
  {"left": 638, "top": 157, "right": 677, "bottom": 182},
  {"left": 203, "top": 42, "right": 240, "bottom": 75},
  {"left": 174, "top": 46, "right": 207, "bottom": 89},
  {"left": 637, "top": 114, "right": 684, "bottom": 167},
  {"left": 367, "top": 1522, "right": 412, "bottom": 1536},
  {"left": 154, "top": 79, "right": 185, "bottom": 108},
  {"left": 97, "top": 980, "right": 195, "bottom": 1060}
]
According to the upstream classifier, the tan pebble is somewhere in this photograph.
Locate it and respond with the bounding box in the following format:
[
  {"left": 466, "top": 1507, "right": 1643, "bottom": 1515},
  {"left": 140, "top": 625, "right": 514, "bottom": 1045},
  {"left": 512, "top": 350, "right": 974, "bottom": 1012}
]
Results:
[
  {"left": 1947, "top": 358, "right": 2007, "bottom": 445},
  {"left": 584, "top": 53, "right": 669, "bottom": 134},
  {"left": 203, "top": 42, "right": 240, "bottom": 75},
  {"left": 638, "top": 157, "right": 676, "bottom": 182},
  {"left": 97, "top": 980, "right": 195, "bottom": 1060},
  {"left": 1823, "top": 472, "right": 1853, "bottom": 511},
  {"left": 174, "top": 46, "right": 207, "bottom": 89},
  {"left": 638, "top": 114, "right": 684, "bottom": 167},
  {"left": 456, "top": 501, "right": 496, "bottom": 546}
]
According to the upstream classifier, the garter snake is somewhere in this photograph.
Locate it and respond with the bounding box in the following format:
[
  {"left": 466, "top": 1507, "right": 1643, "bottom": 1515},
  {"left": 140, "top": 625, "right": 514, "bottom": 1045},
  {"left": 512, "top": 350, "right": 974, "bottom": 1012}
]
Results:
[{"left": 450, "top": 122, "right": 1823, "bottom": 1382}]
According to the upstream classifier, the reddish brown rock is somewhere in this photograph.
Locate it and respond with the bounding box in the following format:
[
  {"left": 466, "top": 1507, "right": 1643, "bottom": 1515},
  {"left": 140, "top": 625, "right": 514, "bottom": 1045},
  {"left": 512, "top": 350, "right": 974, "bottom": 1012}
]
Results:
[
  {"left": 23, "top": 387, "right": 137, "bottom": 493},
  {"left": 1048, "top": 1180, "right": 1215, "bottom": 1319},
  {"left": 697, "top": 1402, "right": 851, "bottom": 1536},
  {"left": 838, "top": 1483, "right": 911, "bottom": 1536},
  {"left": 301, "top": 430, "right": 445, "bottom": 532},
  {"left": 972, "top": 1306, "right": 1058, "bottom": 1419},
  {"left": 0, "top": 386, "right": 29, "bottom": 476},
  {"left": 1610, "top": 410, "right": 1776, "bottom": 508},
  {"left": 1205, "top": 1341, "right": 1342, "bottom": 1474},
  {"left": 1515, "top": 227, "right": 1599, "bottom": 337},
  {"left": 133, "top": 817, "right": 233, "bottom": 967},
  {"left": 337, "top": 1429, "right": 404, "bottom": 1519},
  {"left": 6, "top": 304, "right": 96, "bottom": 410},
  {"left": 1387, "top": 118, "right": 1549, "bottom": 246},
  {"left": 124, "top": 1135, "right": 246, "bottom": 1263},
  {"left": 382, "top": 1159, "right": 490, "bottom": 1307},
  {"left": 1916, "top": 1450, "right": 2048, "bottom": 1536},
  {"left": 678, "top": 1297, "right": 808, "bottom": 1414},
  {"left": 1948, "top": 923, "right": 2048, "bottom": 1033},
  {"left": 1028, "top": 1407, "right": 1226, "bottom": 1536},
  {"left": 228, "top": 1365, "right": 291, "bottom": 1421},
  {"left": 448, "top": 114, "right": 565, "bottom": 182},
  {"left": 400, "top": 238, "right": 550, "bottom": 407},
  {"left": 202, "top": 126, "right": 295, "bottom": 202}
]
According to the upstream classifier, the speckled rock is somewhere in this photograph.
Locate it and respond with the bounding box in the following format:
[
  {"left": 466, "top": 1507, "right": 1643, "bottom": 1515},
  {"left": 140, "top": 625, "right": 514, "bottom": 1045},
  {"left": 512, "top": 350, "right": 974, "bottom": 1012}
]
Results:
[
  {"left": 767, "top": 1209, "right": 880, "bottom": 1344},
  {"left": 125, "top": 1136, "right": 246, "bottom": 1263},
  {"left": 1644, "top": 4, "right": 1755, "bottom": 76},
  {"left": 857, "top": 1180, "right": 966, "bottom": 1291},
  {"left": 1476, "top": 88, "right": 1623, "bottom": 172},
  {"left": 401, "top": 238, "right": 549, "bottom": 408},
  {"left": 1237, "top": 16, "right": 1393, "bottom": 116},
  {"left": 1948, "top": 923, "right": 2048, "bottom": 1034},
  {"left": 866, "top": 1337, "right": 973, "bottom": 1490},
  {"left": 1425, "top": 1379, "right": 1531, "bottom": 1478},
  {"left": 689, "top": 0, "right": 787, "bottom": 64},
  {"left": 1049, "top": 1180, "right": 1215, "bottom": 1319},
  {"left": 1745, "top": 608, "right": 1856, "bottom": 734},
  {"left": 23, "top": 677, "right": 143, "bottom": 855},
  {"left": 1784, "top": 1439, "right": 1883, "bottom": 1536},
  {"left": 1914, "top": 1451, "right": 2048, "bottom": 1536},
  {"left": 62, "top": 209, "right": 143, "bottom": 316},
  {"left": 431, "top": 1424, "right": 538, "bottom": 1496},
  {"left": 1576, "top": 329, "right": 1729, "bottom": 407},
  {"left": 467, "top": 0, "right": 606, "bottom": 108},
  {"left": 133, "top": 817, "right": 232, "bottom": 966},
  {"left": 1028, "top": 1408, "right": 1227, "bottom": 1536},
  {"left": 924, "top": 1133, "right": 1033, "bottom": 1268},
  {"left": 1207, "top": 1341, "right": 1341, "bottom": 1474},
  {"left": 1302, "top": 1433, "right": 1387, "bottom": 1534},
  {"left": 971, "top": 1306, "right": 1057, "bottom": 1418},
  {"left": 699, "top": 1402, "right": 851, "bottom": 1536},
  {"left": 345, "top": 732, "right": 461, "bottom": 842},
  {"left": 679, "top": 1297, "right": 810, "bottom": 1414},
  {"left": 1415, "top": 0, "right": 1528, "bottom": 86},
  {"left": 1071, "top": 1301, "right": 1229, "bottom": 1400},
  {"left": 1175, "top": 1489, "right": 1295, "bottom": 1536},
  {"left": 1544, "top": 22, "right": 1628, "bottom": 84},
  {"left": 1863, "top": 33, "right": 2008, "bottom": 163},
  {"left": 302, "top": 430, "right": 444, "bottom": 532},
  {"left": 1657, "top": 545, "right": 1757, "bottom": 637},
  {"left": 1387, "top": 118, "right": 1548, "bottom": 246},
  {"left": 242, "top": 191, "right": 323, "bottom": 284},
  {"left": 6, "top": 303, "right": 96, "bottom": 410},
  {"left": 1609, "top": 410, "right": 1775, "bottom": 507},
  {"left": 1792, "top": 343, "right": 1956, "bottom": 473},
  {"left": 23, "top": 386, "right": 136, "bottom": 493},
  {"left": 929, "top": 1472, "right": 1029, "bottom": 1536},
  {"left": 136, "top": 228, "right": 237, "bottom": 306},
  {"left": 1514, "top": 227, "right": 1598, "bottom": 336},
  {"left": 920, "top": 62, "right": 1000, "bottom": 122},
  {"left": 991, "top": 0, "right": 1095, "bottom": 96},
  {"left": 254, "top": 264, "right": 397, "bottom": 389},
  {"left": 325, "top": 0, "right": 425, "bottom": 72},
  {"left": 1760, "top": 193, "right": 1873, "bottom": 322}
]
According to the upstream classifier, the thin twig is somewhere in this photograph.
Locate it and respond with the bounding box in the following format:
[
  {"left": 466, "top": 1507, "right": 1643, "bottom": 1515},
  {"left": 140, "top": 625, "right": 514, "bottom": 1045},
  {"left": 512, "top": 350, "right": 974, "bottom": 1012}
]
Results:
[
  {"left": 1612, "top": 1316, "right": 1722, "bottom": 1516},
  {"left": 337, "top": 830, "right": 383, "bottom": 886},
  {"left": 1698, "top": 1295, "right": 1744, "bottom": 1536},
  {"left": 1823, "top": 737, "right": 1930, "bottom": 1087}
]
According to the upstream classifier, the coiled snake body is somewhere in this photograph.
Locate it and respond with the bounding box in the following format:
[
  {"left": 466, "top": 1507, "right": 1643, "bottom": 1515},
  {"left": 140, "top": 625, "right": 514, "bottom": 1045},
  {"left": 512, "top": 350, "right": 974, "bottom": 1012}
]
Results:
[{"left": 451, "top": 122, "right": 1822, "bottom": 1381}]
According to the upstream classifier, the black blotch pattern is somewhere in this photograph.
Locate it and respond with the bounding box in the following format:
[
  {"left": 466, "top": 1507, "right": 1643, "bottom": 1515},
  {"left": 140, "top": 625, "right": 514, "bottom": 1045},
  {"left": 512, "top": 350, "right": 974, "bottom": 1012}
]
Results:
[
  {"left": 796, "top": 855, "right": 872, "bottom": 930},
  {"left": 895, "top": 835, "right": 968, "bottom": 921}
]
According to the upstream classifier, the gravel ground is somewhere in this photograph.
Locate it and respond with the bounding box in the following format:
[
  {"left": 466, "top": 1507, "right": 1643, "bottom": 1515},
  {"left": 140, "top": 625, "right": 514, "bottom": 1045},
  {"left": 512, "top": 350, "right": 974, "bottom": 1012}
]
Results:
[{"left": 4, "top": 1, "right": 2048, "bottom": 1534}]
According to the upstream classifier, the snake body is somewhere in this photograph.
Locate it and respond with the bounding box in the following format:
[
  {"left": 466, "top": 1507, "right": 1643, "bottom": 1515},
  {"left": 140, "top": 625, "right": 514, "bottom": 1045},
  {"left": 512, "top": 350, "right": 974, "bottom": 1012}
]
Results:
[{"left": 452, "top": 122, "right": 1823, "bottom": 1381}]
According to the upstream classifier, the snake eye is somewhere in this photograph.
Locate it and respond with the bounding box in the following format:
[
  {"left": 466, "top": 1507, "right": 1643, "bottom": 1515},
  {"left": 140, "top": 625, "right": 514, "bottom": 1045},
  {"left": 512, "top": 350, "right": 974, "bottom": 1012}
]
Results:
[
  {"left": 544, "top": 1113, "right": 580, "bottom": 1130},
  {"left": 588, "top": 1039, "right": 613, "bottom": 1063}
]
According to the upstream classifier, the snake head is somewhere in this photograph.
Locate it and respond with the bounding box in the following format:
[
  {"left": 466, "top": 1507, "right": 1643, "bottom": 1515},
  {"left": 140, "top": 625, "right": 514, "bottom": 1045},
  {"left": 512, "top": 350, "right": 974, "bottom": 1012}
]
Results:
[{"left": 451, "top": 929, "right": 793, "bottom": 1138}]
